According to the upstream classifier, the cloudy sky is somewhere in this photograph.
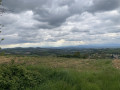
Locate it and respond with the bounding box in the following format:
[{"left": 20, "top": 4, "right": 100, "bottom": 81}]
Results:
[{"left": 0, "top": 0, "right": 120, "bottom": 48}]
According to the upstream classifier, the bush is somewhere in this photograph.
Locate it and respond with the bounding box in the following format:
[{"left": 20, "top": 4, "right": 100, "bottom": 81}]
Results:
[{"left": 0, "top": 64, "right": 45, "bottom": 90}]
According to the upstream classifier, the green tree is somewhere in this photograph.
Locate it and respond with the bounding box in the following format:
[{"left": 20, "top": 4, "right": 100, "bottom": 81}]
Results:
[
  {"left": 0, "top": 27, "right": 4, "bottom": 43},
  {"left": 0, "top": 0, "right": 3, "bottom": 14},
  {"left": 73, "top": 51, "right": 80, "bottom": 58},
  {"left": 0, "top": 0, "right": 1, "bottom": 5},
  {"left": 0, "top": 0, "right": 4, "bottom": 47}
]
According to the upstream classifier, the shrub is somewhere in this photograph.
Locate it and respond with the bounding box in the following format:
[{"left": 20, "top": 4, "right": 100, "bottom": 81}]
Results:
[{"left": 0, "top": 64, "right": 45, "bottom": 90}]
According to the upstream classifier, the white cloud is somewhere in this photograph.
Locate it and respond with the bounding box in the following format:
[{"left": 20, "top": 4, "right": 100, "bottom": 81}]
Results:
[{"left": 0, "top": 0, "right": 120, "bottom": 48}]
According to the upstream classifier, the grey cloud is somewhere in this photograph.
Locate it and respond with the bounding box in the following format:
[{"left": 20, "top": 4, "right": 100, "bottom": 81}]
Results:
[
  {"left": 3, "top": 0, "right": 120, "bottom": 29},
  {"left": 1, "top": 0, "right": 120, "bottom": 46},
  {"left": 71, "top": 27, "right": 90, "bottom": 33},
  {"left": 58, "top": 0, "right": 75, "bottom": 7},
  {"left": 2, "top": 0, "right": 48, "bottom": 12},
  {"left": 34, "top": 23, "right": 55, "bottom": 29},
  {"left": 89, "top": 0, "right": 120, "bottom": 12},
  {"left": 3, "top": 0, "right": 71, "bottom": 27},
  {"left": 33, "top": 5, "right": 70, "bottom": 27}
]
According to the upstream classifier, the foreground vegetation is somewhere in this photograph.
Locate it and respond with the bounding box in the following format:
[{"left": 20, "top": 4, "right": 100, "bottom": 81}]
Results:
[{"left": 0, "top": 56, "right": 120, "bottom": 90}]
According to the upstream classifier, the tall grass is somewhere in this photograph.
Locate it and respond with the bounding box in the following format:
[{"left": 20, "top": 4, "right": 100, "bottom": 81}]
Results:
[
  {"left": 0, "top": 56, "right": 120, "bottom": 90},
  {"left": 26, "top": 65, "right": 120, "bottom": 90}
]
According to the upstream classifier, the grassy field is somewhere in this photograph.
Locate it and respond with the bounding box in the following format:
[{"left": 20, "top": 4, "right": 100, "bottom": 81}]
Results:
[{"left": 0, "top": 56, "right": 120, "bottom": 90}]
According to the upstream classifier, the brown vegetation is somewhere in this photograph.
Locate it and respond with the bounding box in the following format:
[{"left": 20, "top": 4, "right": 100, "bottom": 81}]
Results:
[
  {"left": 112, "top": 59, "right": 120, "bottom": 69},
  {"left": 0, "top": 56, "right": 113, "bottom": 71}
]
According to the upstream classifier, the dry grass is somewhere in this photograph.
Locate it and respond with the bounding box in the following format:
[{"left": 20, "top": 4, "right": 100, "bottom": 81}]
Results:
[
  {"left": 112, "top": 59, "right": 120, "bottom": 69},
  {"left": 0, "top": 56, "right": 112, "bottom": 71},
  {"left": 0, "top": 56, "right": 13, "bottom": 63}
]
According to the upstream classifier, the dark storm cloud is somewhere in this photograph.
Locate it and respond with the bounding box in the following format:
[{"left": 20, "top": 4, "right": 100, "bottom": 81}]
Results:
[
  {"left": 34, "top": 6, "right": 70, "bottom": 27},
  {"left": 89, "top": 0, "right": 120, "bottom": 12}
]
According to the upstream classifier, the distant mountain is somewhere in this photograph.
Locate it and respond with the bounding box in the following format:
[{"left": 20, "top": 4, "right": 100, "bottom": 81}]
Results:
[
  {"left": 50, "top": 44, "right": 120, "bottom": 49},
  {"left": 76, "top": 44, "right": 120, "bottom": 48},
  {"left": 1, "top": 45, "right": 120, "bottom": 59}
]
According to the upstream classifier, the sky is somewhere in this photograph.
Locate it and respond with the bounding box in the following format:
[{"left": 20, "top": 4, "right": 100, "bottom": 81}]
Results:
[{"left": 0, "top": 0, "right": 120, "bottom": 48}]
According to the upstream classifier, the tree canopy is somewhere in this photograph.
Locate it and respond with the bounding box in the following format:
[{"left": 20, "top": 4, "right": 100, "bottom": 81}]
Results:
[
  {"left": 0, "top": 0, "right": 4, "bottom": 45},
  {"left": 0, "top": 0, "right": 2, "bottom": 5}
]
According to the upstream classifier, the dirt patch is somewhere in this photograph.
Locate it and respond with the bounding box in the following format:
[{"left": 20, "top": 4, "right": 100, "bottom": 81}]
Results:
[
  {"left": 112, "top": 59, "right": 120, "bottom": 69},
  {"left": 0, "top": 56, "right": 25, "bottom": 64},
  {"left": 0, "top": 56, "right": 12, "bottom": 63}
]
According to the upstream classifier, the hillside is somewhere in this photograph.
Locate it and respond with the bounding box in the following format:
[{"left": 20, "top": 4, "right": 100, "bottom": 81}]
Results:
[
  {"left": 0, "top": 56, "right": 120, "bottom": 90},
  {"left": 1, "top": 48, "right": 120, "bottom": 59}
]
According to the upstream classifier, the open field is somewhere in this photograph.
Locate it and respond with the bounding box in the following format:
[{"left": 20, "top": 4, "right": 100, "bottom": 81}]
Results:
[
  {"left": 0, "top": 56, "right": 120, "bottom": 90},
  {"left": 0, "top": 56, "right": 114, "bottom": 70}
]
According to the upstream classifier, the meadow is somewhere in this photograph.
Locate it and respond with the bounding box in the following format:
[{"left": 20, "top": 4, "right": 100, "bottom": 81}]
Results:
[{"left": 0, "top": 56, "right": 120, "bottom": 90}]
